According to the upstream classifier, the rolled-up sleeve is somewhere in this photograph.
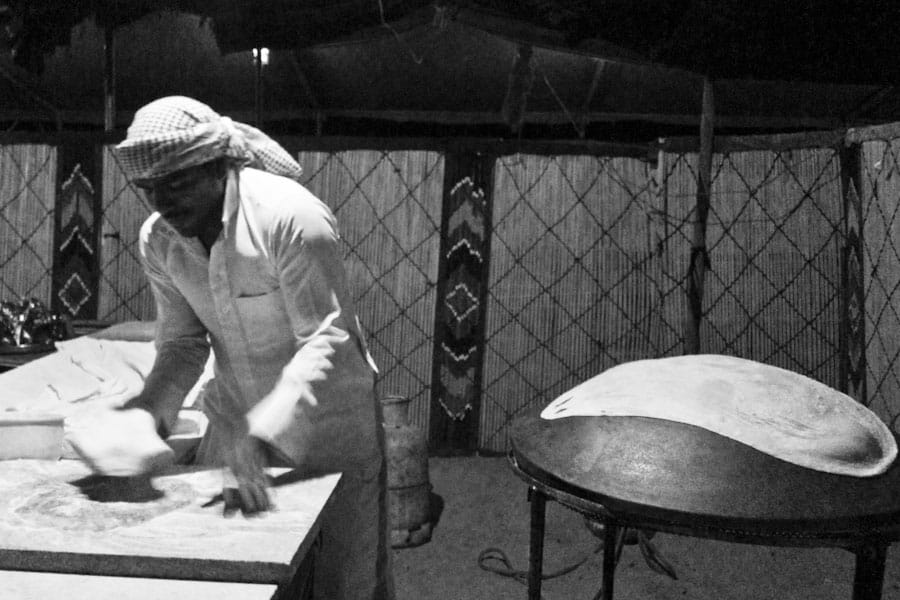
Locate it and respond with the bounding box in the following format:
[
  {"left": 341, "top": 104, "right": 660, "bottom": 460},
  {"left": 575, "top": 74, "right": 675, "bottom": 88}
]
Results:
[{"left": 128, "top": 227, "right": 210, "bottom": 436}]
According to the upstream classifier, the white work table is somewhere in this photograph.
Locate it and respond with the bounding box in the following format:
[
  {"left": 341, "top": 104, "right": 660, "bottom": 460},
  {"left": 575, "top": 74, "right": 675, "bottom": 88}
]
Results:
[{"left": 0, "top": 459, "right": 340, "bottom": 600}]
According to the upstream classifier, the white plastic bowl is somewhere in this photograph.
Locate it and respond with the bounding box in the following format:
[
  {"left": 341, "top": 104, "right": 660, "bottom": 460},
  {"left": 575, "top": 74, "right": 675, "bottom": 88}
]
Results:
[{"left": 0, "top": 412, "right": 64, "bottom": 460}]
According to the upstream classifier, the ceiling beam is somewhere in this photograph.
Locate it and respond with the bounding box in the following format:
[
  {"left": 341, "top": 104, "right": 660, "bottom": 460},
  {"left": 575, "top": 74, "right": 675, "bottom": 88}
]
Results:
[{"left": 0, "top": 107, "right": 852, "bottom": 132}]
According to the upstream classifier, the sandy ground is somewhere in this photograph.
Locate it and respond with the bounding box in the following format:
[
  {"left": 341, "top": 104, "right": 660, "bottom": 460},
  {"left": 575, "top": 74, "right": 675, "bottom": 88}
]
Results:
[{"left": 392, "top": 456, "right": 900, "bottom": 600}]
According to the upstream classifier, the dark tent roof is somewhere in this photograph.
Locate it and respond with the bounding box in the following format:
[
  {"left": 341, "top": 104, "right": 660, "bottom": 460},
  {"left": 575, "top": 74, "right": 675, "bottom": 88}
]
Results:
[
  {"left": 9, "top": 0, "right": 899, "bottom": 84},
  {"left": 2, "top": 1, "right": 900, "bottom": 140}
]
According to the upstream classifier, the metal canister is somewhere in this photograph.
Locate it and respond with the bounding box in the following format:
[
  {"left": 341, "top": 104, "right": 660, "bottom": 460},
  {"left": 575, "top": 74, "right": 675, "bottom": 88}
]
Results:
[{"left": 382, "top": 394, "right": 432, "bottom": 547}]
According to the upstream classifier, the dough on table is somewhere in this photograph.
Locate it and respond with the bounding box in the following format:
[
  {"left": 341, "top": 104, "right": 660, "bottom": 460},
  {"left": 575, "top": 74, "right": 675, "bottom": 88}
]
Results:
[{"left": 541, "top": 354, "right": 897, "bottom": 477}]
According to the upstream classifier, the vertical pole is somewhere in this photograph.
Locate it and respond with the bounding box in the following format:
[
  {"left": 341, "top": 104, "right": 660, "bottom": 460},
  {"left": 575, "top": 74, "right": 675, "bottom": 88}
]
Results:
[
  {"left": 601, "top": 521, "right": 619, "bottom": 600},
  {"left": 527, "top": 487, "right": 546, "bottom": 600},
  {"left": 103, "top": 27, "right": 116, "bottom": 132},
  {"left": 255, "top": 47, "right": 264, "bottom": 128},
  {"left": 657, "top": 147, "right": 669, "bottom": 255},
  {"left": 852, "top": 542, "right": 887, "bottom": 600},
  {"left": 685, "top": 77, "right": 714, "bottom": 354},
  {"left": 839, "top": 143, "right": 866, "bottom": 401},
  {"left": 652, "top": 146, "right": 669, "bottom": 354}
]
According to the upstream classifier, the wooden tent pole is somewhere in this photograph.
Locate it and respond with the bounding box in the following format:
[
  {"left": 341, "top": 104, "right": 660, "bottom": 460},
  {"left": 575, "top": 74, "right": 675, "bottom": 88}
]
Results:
[
  {"left": 254, "top": 47, "right": 263, "bottom": 127},
  {"left": 686, "top": 76, "right": 714, "bottom": 354},
  {"left": 288, "top": 51, "right": 323, "bottom": 136},
  {"left": 576, "top": 59, "right": 607, "bottom": 139},
  {"left": 103, "top": 26, "right": 116, "bottom": 132}
]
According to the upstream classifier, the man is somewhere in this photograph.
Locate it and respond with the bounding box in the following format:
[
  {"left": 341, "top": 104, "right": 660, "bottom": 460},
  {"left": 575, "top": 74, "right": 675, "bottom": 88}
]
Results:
[{"left": 69, "top": 96, "right": 393, "bottom": 600}]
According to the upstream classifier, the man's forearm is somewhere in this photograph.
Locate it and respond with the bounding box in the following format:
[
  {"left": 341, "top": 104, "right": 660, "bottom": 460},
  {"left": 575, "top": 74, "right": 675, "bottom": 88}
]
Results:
[{"left": 125, "top": 339, "right": 209, "bottom": 437}]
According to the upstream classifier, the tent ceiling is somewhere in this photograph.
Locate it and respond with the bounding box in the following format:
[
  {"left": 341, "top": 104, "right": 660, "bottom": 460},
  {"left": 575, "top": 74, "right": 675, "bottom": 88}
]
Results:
[
  {"left": 6, "top": 0, "right": 897, "bottom": 85},
  {"left": 2, "top": 1, "right": 900, "bottom": 140}
]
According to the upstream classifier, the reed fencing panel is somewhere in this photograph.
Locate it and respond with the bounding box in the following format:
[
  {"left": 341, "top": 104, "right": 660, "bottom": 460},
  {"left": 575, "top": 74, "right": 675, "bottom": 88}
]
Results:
[
  {"left": 99, "top": 146, "right": 155, "bottom": 322},
  {"left": 298, "top": 150, "right": 444, "bottom": 431},
  {"left": 685, "top": 147, "right": 845, "bottom": 387},
  {"left": 478, "top": 144, "right": 850, "bottom": 452},
  {"left": 4, "top": 130, "right": 900, "bottom": 453},
  {"left": 0, "top": 144, "right": 56, "bottom": 305},
  {"left": 861, "top": 132, "right": 900, "bottom": 432},
  {"left": 480, "top": 154, "right": 676, "bottom": 451}
]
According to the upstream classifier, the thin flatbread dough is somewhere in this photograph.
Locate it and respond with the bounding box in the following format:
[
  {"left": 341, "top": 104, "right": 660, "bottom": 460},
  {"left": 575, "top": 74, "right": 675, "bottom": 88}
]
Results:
[{"left": 541, "top": 354, "right": 898, "bottom": 477}]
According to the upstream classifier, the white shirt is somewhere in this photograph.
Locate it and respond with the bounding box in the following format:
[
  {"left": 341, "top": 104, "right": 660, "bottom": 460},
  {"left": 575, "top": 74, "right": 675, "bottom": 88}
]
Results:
[{"left": 138, "top": 167, "right": 380, "bottom": 471}]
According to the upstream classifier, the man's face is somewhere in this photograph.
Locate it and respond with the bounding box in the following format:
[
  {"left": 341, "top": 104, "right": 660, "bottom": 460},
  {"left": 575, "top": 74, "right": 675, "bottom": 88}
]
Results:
[{"left": 133, "top": 161, "right": 226, "bottom": 238}]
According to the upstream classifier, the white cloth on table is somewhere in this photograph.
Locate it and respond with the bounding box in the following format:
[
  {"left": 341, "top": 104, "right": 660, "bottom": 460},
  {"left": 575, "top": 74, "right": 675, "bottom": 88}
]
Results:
[{"left": 0, "top": 336, "right": 211, "bottom": 458}]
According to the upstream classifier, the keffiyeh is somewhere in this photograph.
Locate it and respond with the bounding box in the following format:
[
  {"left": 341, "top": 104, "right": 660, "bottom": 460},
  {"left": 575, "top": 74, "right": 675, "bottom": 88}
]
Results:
[{"left": 116, "top": 96, "right": 303, "bottom": 182}]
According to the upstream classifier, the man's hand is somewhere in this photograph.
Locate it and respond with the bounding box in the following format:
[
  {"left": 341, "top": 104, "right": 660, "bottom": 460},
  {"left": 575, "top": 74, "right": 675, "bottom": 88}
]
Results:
[
  {"left": 68, "top": 408, "right": 175, "bottom": 477},
  {"left": 223, "top": 435, "right": 272, "bottom": 516}
]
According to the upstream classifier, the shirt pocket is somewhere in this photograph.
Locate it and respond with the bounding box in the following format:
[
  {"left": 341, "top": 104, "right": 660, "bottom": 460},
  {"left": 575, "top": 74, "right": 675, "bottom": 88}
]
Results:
[{"left": 232, "top": 289, "right": 293, "bottom": 357}]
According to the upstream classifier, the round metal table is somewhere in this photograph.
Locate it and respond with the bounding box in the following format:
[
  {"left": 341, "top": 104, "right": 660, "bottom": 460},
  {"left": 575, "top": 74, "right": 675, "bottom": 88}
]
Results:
[{"left": 509, "top": 415, "right": 900, "bottom": 600}]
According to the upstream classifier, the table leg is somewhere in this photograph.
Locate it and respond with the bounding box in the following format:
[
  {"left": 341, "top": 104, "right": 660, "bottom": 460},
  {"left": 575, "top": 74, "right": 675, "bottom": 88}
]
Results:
[
  {"left": 527, "top": 486, "right": 547, "bottom": 600},
  {"left": 600, "top": 522, "right": 619, "bottom": 600},
  {"left": 852, "top": 542, "right": 888, "bottom": 600}
]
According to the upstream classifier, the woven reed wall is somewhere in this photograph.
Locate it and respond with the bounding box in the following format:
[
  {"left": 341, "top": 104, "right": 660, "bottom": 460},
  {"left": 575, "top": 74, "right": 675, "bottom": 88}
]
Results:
[
  {"left": 0, "top": 144, "right": 56, "bottom": 304},
  {"left": 656, "top": 150, "right": 708, "bottom": 353},
  {"left": 692, "top": 148, "right": 844, "bottom": 387},
  {"left": 480, "top": 154, "right": 672, "bottom": 451},
  {"left": 5, "top": 132, "right": 900, "bottom": 452},
  {"left": 99, "top": 146, "right": 155, "bottom": 322},
  {"left": 478, "top": 146, "right": 847, "bottom": 451},
  {"left": 862, "top": 137, "right": 900, "bottom": 432},
  {"left": 297, "top": 150, "right": 444, "bottom": 431}
]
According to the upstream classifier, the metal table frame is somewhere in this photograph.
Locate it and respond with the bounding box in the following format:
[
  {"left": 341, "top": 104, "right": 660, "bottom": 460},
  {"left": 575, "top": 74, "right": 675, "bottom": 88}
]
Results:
[{"left": 509, "top": 452, "right": 894, "bottom": 600}]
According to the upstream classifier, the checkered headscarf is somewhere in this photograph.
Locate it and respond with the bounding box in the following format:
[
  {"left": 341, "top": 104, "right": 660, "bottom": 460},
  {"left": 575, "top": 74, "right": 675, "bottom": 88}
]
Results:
[{"left": 116, "top": 96, "right": 303, "bottom": 182}]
